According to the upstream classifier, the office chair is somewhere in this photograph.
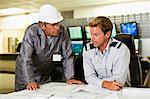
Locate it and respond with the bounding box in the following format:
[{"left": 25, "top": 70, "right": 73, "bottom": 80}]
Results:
[
  {"left": 114, "top": 34, "right": 143, "bottom": 87},
  {"left": 74, "top": 54, "right": 87, "bottom": 83},
  {"left": 16, "top": 43, "right": 22, "bottom": 53},
  {"left": 141, "top": 57, "right": 150, "bottom": 87}
]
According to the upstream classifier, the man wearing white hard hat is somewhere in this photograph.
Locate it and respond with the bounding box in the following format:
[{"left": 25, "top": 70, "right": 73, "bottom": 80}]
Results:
[{"left": 15, "top": 4, "right": 83, "bottom": 91}]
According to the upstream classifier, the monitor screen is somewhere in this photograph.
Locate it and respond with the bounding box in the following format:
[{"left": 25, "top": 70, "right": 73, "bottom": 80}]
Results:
[
  {"left": 68, "top": 26, "right": 83, "bottom": 40},
  {"left": 84, "top": 26, "right": 91, "bottom": 40},
  {"left": 71, "top": 41, "right": 83, "bottom": 55},
  {"left": 111, "top": 23, "right": 117, "bottom": 37},
  {"left": 120, "top": 22, "right": 138, "bottom": 38}
]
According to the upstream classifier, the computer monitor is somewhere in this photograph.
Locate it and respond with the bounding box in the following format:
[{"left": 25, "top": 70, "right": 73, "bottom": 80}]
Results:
[
  {"left": 120, "top": 22, "right": 138, "bottom": 39},
  {"left": 111, "top": 23, "right": 117, "bottom": 37},
  {"left": 71, "top": 41, "right": 83, "bottom": 55},
  {"left": 67, "top": 26, "right": 83, "bottom": 40},
  {"left": 84, "top": 26, "right": 91, "bottom": 40}
]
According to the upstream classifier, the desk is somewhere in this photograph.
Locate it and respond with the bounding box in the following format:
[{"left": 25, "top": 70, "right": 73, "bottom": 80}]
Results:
[{"left": 1, "top": 82, "right": 150, "bottom": 99}]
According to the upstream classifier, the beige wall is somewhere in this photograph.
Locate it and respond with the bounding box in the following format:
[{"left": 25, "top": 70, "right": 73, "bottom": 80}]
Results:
[
  {"left": 0, "top": 13, "right": 38, "bottom": 53},
  {"left": 0, "top": 32, "right": 2, "bottom": 53},
  {"left": 74, "top": 1, "right": 150, "bottom": 18},
  {"left": 0, "top": 1, "right": 150, "bottom": 54},
  {"left": 73, "top": 1, "right": 150, "bottom": 57}
]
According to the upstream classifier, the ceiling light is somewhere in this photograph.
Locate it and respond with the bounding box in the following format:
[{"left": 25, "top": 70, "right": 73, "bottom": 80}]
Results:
[{"left": 0, "top": 7, "right": 25, "bottom": 15}]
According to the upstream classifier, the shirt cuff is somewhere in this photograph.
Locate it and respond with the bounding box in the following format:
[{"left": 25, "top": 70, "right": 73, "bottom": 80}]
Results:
[{"left": 99, "top": 80, "right": 104, "bottom": 88}]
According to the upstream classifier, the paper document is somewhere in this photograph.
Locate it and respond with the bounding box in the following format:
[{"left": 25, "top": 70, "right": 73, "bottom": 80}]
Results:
[
  {"left": 103, "top": 92, "right": 119, "bottom": 99},
  {"left": 7, "top": 89, "right": 55, "bottom": 98},
  {"left": 73, "top": 84, "right": 113, "bottom": 94}
]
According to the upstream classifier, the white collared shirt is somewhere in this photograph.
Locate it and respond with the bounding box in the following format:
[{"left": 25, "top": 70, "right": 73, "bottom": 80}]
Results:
[{"left": 83, "top": 38, "right": 130, "bottom": 87}]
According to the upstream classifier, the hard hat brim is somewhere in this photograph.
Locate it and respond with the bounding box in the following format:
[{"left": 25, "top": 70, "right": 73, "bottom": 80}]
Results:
[{"left": 39, "top": 15, "right": 63, "bottom": 24}]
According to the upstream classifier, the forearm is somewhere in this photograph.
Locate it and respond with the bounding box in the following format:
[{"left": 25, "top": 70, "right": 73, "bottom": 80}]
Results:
[
  {"left": 102, "top": 70, "right": 128, "bottom": 85},
  {"left": 17, "top": 42, "right": 35, "bottom": 85},
  {"left": 17, "top": 58, "right": 34, "bottom": 84},
  {"left": 85, "top": 75, "right": 104, "bottom": 87},
  {"left": 63, "top": 57, "right": 74, "bottom": 79},
  {"left": 15, "top": 56, "right": 34, "bottom": 91}
]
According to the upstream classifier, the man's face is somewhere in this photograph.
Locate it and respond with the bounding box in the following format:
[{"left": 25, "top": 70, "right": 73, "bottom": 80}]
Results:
[
  {"left": 44, "top": 22, "right": 60, "bottom": 36},
  {"left": 90, "top": 26, "right": 108, "bottom": 48}
]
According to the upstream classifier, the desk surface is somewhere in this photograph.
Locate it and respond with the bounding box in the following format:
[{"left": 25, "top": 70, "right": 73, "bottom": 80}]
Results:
[{"left": 1, "top": 82, "right": 150, "bottom": 99}]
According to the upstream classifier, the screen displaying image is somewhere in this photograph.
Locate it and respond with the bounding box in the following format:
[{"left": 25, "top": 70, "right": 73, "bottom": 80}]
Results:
[
  {"left": 71, "top": 41, "right": 83, "bottom": 55},
  {"left": 111, "top": 23, "right": 117, "bottom": 37},
  {"left": 85, "top": 26, "right": 91, "bottom": 39},
  {"left": 68, "top": 26, "right": 83, "bottom": 40},
  {"left": 120, "top": 22, "right": 138, "bottom": 38}
]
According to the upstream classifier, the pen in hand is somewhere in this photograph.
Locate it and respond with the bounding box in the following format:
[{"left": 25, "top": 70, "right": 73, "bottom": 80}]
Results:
[{"left": 114, "top": 80, "right": 123, "bottom": 89}]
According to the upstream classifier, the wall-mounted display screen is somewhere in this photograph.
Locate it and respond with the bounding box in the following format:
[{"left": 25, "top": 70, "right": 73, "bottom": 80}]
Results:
[
  {"left": 120, "top": 22, "right": 138, "bottom": 38},
  {"left": 67, "top": 26, "right": 83, "bottom": 40},
  {"left": 71, "top": 41, "right": 83, "bottom": 55},
  {"left": 111, "top": 23, "right": 117, "bottom": 37},
  {"left": 84, "top": 26, "right": 91, "bottom": 40}
]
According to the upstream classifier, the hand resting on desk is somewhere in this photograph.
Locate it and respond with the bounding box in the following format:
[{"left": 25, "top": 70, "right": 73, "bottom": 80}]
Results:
[
  {"left": 26, "top": 82, "right": 40, "bottom": 90},
  {"left": 102, "top": 80, "right": 123, "bottom": 91},
  {"left": 66, "top": 79, "right": 84, "bottom": 85},
  {"left": 26, "top": 79, "right": 83, "bottom": 90}
]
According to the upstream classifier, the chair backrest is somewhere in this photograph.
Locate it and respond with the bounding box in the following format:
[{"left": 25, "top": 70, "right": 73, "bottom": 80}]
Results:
[
  {"left": 16, "top": 43, "right": 22, "bottom": 53},
  {"left": 74, "top": 54, "right": 86, "bottom": 83},
  {"left": 114, "top": 34, "right": 142, "bottom": 87}
]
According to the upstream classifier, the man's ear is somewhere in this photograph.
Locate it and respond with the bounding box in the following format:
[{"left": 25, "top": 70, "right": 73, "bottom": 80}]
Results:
[
  {"left": 39, "top": 22, "right": 46, "bottom": 30},
  {"left": 105, "top": 31, "right": 111, "bottom": 38}
]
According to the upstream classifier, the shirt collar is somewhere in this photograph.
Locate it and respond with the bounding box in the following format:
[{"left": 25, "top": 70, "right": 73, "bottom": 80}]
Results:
[
  {"left": 104, "top": 38, "right": 113, "bottom": 54},
  {"left": 95, "top": 38, "right": 113, "bottom": 56}
]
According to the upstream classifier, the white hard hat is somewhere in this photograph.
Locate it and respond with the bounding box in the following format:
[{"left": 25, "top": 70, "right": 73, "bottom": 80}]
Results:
[{"left": 38, "top": 4, "right": 63, "bottom": 24}]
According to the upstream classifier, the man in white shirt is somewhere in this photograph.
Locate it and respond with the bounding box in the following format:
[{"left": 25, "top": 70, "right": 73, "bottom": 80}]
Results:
[{"left": 83, "top": 16, "right": 130, "bottom": 91}]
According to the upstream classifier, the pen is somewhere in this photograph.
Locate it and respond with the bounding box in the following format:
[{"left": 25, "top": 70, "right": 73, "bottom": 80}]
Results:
[
  {"left": 116, "top": 85, "right": 122, "bottom": 89},
  {"left": 47, "top": 93, "right": 55, "bottom": 98},
  {"left": 114, "top": 80, "right": 122, "bottom": 89}
]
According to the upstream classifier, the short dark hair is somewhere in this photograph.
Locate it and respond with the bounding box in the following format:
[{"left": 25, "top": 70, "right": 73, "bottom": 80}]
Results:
[{"left": 89, "top": 16, "right": 113, "bottom": 35}]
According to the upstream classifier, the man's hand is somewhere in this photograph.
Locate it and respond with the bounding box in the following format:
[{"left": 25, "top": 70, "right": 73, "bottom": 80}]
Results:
[
  {"left": 66, "top": 79, "right": 84, "bottom": 85},
  {"left": 102, "top": 80, "right": 123, "bottom": 91},
  {"left": 26, "top": 82, "right": 40, "bottom": 90}
]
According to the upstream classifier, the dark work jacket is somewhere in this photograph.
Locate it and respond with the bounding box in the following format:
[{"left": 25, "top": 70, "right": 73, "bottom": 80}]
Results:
[{"left": 15, "top": 23, "right": 74, "bottom": 91}]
